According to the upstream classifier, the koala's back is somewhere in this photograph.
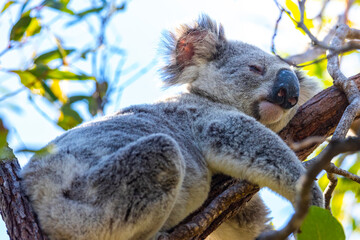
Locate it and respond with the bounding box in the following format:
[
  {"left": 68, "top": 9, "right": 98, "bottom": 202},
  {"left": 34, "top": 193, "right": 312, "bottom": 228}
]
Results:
[{"left": 21, "top": 94, "right": 214, "bottom": 240}]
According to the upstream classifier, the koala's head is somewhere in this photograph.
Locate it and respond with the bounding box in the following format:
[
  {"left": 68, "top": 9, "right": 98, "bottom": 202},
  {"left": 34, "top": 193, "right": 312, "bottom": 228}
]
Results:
[{"left": 161, "top": 15, "right": 320, "bottom": 132}]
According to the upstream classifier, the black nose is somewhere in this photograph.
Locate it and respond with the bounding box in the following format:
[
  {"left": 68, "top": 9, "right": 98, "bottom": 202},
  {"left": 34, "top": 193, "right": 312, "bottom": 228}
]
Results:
[{"left": 271, "top": 69, "right": 300, "bottom": 109}]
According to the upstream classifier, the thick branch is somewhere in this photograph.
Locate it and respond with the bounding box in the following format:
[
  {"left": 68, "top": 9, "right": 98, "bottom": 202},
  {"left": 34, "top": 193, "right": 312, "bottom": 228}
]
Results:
[
  {"left": 0, "top": 146, "right": 48, "bottom": 240},
  {"left": 279, "top": 73, "right": 360, "bottom": 161}
]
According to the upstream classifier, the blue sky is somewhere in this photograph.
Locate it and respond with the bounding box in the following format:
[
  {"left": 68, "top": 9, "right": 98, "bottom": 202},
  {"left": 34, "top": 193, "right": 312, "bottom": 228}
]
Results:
[{"left": 1, "top": 0, "right": 360, "bottom": 239}]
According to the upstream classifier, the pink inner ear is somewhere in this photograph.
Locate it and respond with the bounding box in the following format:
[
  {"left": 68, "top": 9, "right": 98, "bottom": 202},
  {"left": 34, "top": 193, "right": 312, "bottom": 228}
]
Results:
[
  {"left": 175, "top": 30, "right": 208, "bottom": 67},
  {"left": 176, "top": 37, "right": 195, "bottom": 66}
]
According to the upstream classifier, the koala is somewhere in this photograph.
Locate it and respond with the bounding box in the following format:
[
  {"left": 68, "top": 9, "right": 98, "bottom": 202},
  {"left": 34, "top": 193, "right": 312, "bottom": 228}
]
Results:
[{"left": 21, "top": 15, "right": 323, "bottom": 240}]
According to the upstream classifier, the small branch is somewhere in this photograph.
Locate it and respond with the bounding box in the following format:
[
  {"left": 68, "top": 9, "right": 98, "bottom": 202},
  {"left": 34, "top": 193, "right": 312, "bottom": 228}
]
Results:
[
  {"left": 279, "top": 74, "right": 360, "bottom": 160},
  {"left": 323, "top": 172, "right": 337, "bottom": 210},
  {"left": 326, "top": 163, "right": 360, "bottom": 184},
  {"left": 327, "top": 24, "right": 360, "bottom": 140},
  {"left": 257, "top": 138, "right": 360, "bottom": 240},
  {"left": 165, "top": 180, "right": 259, "bottom": 240},
  {"left": 288, "top": 136, "right": 325, "bottom": 152}
]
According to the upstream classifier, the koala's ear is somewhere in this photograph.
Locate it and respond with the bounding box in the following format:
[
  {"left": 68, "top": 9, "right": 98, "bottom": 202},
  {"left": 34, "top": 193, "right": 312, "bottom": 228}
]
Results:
[{"left": 161, "top": 14, "right": 226, "bottom": 87}]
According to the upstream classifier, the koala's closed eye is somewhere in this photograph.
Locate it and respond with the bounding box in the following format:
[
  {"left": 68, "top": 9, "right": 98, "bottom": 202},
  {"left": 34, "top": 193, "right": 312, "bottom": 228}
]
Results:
[{"left": 249, "top": 65, "right": 265, "bottom": 75}]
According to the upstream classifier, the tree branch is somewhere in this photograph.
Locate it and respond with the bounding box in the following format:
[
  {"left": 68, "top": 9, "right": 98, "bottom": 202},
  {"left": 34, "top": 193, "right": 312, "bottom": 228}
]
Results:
[
  {"left": 257, "top": 138, "right": 360, "bottom": 240},
  {"left": 0, "top": 145, "right": 48, "bottom": 240}
]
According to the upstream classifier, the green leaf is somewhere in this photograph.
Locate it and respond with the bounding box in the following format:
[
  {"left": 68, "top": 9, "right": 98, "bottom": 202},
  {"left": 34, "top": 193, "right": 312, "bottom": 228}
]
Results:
[
  {"left": 58, "top": 104, "right": 83, "bottom": 130},
  {"left": 88, "top": 97, "right": 98, "bottom": 116},
  {"left": 298, "top": 206, "right": 345, "bottom": 240},
  {"left": 0, "top": 119, "right": 9, "bottom": 149},
  {"left": 28, "top": 64, "right": 50, "bottom": 79},
  {"left": 285, "top": 0, "right": 314, "bottom": 34},
  {"left": 34, "top": 49, "right": 75, "bottom": 65},
  {"left": 29, "top": 64, "right": 95, "bottom": 81},
  {"left": 11, "top": 70, "right": 38, "bottom": 86},
  {"left": 11, "top": 70, "right": 46, "bottom": 95},
  {"left": 1, "top": 1, "right": 16, "bottom": 13},
  {"left": 43, "top": 0, "right": 74, "bottom": 15},
  {"left": 46, "top": 69, "right": 95, "bottom": 80},
  {"left": 68, "top": 95, "right": 90, "bottom": 104},
  {"left": 41, "top": 81, "right": 58, "bottom": 102},
  {"left": 10, "top": 14, "right": 32, "bottom": 41},
  {"left": 25, "top": 17, "right": 41, "bottom": 37}
]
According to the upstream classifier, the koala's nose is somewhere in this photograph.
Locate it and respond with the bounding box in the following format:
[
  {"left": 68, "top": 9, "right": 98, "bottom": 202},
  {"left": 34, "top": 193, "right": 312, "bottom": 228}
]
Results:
[{"left": 271, "top": 69, "right": 300, "bottom": 109}]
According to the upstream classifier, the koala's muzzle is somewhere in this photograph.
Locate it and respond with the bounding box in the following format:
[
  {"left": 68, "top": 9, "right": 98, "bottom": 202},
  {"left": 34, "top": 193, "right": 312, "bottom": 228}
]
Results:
[{"left": 271, "top": 69, "right": 300, "bottom": 109}]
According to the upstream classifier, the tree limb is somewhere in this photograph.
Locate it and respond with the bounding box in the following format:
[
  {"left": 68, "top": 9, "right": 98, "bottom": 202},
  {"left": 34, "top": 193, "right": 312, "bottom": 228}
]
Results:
[{"left": 0, "top": 145, "right": 48, "bottom": 240}]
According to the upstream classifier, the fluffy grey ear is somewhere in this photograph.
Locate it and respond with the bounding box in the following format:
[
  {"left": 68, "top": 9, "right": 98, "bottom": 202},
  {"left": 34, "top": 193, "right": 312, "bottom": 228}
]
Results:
[{"left": 161, "top": 14, "right": 226, "bottom": 87}]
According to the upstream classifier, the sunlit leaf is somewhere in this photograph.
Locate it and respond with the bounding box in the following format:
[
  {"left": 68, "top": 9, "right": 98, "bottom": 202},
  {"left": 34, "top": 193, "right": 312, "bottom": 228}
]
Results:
[
  {"left": 10, "top": 14, "right": 32, "bottom": 41},
  {"left": 285, "top": 0, "right": 314, "bottom": 34},
  {"left": 88, "top": 97, "right": 98, "bottom": 116},
  {"left": 25, "top": 17, "right": 41, "bottom": 37},
  {"left": 41, "top": 81, "right": 58, "bottom": 102},
  {"left": 29, "top": 64, "right": 95, "bottom": 81},
  {"left": 57, "top": 104, "right": 83, "bottom": 130},
  {"left": 50, "top": 80, "right": 67, "bottom": 103},
  {"left": 34, "top": 49, "right": 75, "bottom": 65},
  {"left": 348, "top": 160, "right": 360, "bottom": 175},
  {"left": 1, "top": 1, "right": 16, "bottom": 13},
  {"left": 11, "top": 70, "right": 37, "bottom": 86},
  {"left": 302, "top": 58, "right": 332, "bottom": 89},
  {"left": 0, "top": 119, "right": 9, "bottom": 149},
  {"left": 331, "top": 192, "right": 345, "bottom": 220},
  {"left": 298, "top": 206, "right": 345, "bottom": 240},
  {"left": 318, "top": 172, "right": 329, "bottom": 191},
  {"left": 46, "top": 69, "right": 95, "bottom": 80}
]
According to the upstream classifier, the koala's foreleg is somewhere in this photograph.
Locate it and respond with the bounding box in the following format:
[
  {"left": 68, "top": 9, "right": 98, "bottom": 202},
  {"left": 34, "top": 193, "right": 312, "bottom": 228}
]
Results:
[{"left": 197, "top": 112, "right": 323, "bottom": 207}]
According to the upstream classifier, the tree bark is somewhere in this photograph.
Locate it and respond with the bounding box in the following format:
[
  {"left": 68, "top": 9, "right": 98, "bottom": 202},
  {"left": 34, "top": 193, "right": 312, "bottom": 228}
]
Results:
[
  {"left": 0, "top": 145, "right": 48, "bottom": 240},
  {"left": 0, "top": 73, "right": 359, "bottom": 240},
  {"left": 279, "top": 73, "right": 360, "bottom": 160}
]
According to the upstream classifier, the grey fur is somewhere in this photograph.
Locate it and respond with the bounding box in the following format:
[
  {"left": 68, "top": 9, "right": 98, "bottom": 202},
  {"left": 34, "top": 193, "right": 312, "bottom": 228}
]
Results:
[{"left": 21, "top": 15, "right": 323, "bottom": 240}]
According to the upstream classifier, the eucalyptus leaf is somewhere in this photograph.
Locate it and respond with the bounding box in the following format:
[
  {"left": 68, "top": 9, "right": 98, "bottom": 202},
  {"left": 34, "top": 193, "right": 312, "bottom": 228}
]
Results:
[
  {"left": 298, "top": 206, "right": 345, "bottom": 240},
  {"left": 34, "top": 49, "right": 75, "bottom": 65},
  {"left": 10, "top": 15, "right": 32, "bottom": 41},
  {"left": 1, "top": 1, "right": 16, "bottom": 13}
]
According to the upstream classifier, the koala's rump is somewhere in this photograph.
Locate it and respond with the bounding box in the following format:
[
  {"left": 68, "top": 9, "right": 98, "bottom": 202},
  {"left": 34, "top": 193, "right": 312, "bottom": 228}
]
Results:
[{"left": 21, "top": 104, "right": 211, "bottom": 238}]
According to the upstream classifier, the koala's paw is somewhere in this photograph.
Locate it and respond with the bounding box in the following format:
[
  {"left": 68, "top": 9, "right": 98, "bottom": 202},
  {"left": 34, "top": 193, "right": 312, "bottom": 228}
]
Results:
[{"left": 311, "top": 183, "right": 324, "bottom": 208}]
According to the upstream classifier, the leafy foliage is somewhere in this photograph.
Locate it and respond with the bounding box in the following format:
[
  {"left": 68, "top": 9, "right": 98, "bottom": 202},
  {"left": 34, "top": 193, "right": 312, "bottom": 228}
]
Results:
[
  {"left": 1, "top": 0, "right": 128, "bottom": 130},
  {"left": 298, "top": 206, "right": 345, "bottom": 240}
]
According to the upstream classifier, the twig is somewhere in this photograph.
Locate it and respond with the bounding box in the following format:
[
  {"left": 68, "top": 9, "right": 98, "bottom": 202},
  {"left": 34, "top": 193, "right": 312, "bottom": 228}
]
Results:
[
  {"left": 257, "top": 138, "right": 360, "bottom": 240},
  {"left": 288, "top": 136, "right": 325, "bottom": 152},
  {"left": 326, "top": 163, "right": 360, "bottom": 184},
  {"left": 323, "top": 172, "right": 337, "bottom": 210},
  {"left": 327, "top": 24, "right": 360, "bottom": 140}
]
